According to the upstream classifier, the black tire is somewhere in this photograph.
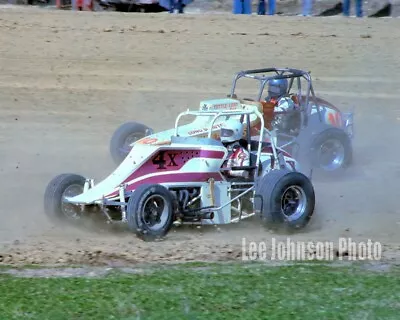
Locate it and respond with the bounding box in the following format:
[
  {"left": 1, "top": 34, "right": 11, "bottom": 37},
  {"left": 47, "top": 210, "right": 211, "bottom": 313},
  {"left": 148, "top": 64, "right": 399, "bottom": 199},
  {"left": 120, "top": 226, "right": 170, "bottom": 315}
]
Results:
[
  {"left": 126, "top": 184, "right": 175, "bottom": 241},
  {"left": 110, "top": 122, "right": 153, "bottom": 165},
  {"left": 44, "top": 173, "right": 86, "bottom": 223},
  {"left": 254, "top": 169, "right": 315, "bottom": 231},
  {"left": 309, "top": 127, "right": 352, "bottom": 174}
]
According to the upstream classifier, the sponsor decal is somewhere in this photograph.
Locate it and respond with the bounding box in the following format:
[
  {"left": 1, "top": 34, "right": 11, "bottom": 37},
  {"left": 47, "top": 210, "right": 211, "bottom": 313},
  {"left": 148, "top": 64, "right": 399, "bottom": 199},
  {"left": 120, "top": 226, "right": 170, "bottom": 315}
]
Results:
[
  {"left": 210, "top": 102, "right": 240, "bottom": 110},
  {"left": 312, "top": 105, "right": 342, "bottom": 128},
  {"left": 202, "top": 101, "right": 240, "bottom": 111},
  {"left": 151, "top": 151, "right": 179, "bottom": 170},
  {"left": 188, "top": 123, "right": 223, "bottom": 136},
  {"left": 326, "top": 110, "right": 342, "bottom": 127},
  {"left": 137, "top": 137, "right": 158, "bottom": 144}
]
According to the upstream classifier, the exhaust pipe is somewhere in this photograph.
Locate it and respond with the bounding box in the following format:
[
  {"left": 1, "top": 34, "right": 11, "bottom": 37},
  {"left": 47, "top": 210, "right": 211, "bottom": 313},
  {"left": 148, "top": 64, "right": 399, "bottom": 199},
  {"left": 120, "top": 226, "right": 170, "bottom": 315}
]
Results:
[{"left": 202, "top": 212, "right": 214, "bottom": 220}]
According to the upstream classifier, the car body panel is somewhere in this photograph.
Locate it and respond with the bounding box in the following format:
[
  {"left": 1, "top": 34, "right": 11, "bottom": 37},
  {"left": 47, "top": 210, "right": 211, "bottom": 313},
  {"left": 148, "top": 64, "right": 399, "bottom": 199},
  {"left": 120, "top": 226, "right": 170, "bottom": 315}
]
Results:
[{"left": 66, "top": 143, "right": 228, "bottom": 205}]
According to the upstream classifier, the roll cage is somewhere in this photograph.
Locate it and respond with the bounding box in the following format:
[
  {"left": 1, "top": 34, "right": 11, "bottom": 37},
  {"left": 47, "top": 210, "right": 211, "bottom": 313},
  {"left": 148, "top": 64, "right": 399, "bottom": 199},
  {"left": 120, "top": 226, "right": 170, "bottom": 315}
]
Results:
[
  {"left": 174, "top": 108, "right": 280, "bottom": 176},
  {"left": 173, "top": 108, "right": 286, "bottom": 223},
  {"left": 229, "top": 67, "right": 324, "bottom": 123}
]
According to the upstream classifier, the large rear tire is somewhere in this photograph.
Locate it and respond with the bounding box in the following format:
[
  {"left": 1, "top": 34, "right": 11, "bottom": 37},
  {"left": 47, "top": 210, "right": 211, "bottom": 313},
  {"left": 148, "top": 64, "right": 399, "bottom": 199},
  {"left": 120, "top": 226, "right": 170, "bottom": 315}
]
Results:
[
  {"left": 310, "top": 127, "right": 352, "bottom": 174},
  {"left": 44, "top": 173, "right": 86, "bottom": 223},
  {"left": 109, "top": 121, "right": 154, "bottom": 165},
  {"left": 254, "top": 169, "right": 315, "bottom": 231},
  {"left": 126, "top": 184, "right": 175, "bottom": 241}
]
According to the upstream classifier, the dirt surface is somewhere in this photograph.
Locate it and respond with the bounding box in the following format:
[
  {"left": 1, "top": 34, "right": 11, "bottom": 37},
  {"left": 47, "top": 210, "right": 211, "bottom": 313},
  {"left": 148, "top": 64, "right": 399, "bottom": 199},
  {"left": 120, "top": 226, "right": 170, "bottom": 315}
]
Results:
[{"left": 1, "top": 6, "right": 400, "bottom": 267}]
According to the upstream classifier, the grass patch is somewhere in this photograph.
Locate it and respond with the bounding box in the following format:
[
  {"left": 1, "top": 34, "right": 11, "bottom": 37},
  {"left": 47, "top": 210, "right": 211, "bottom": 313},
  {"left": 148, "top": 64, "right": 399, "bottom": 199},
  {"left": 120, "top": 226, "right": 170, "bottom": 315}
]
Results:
[{"left": 1, "top": 262, "right": 400, "bottom": 319}]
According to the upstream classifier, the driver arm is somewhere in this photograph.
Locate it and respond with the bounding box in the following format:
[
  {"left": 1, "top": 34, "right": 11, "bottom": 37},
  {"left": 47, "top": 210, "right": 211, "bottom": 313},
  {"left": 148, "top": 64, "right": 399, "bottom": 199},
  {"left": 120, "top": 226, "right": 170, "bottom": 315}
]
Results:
[{"left": 228, "top": 147, "right": 250, "bottom": 178}]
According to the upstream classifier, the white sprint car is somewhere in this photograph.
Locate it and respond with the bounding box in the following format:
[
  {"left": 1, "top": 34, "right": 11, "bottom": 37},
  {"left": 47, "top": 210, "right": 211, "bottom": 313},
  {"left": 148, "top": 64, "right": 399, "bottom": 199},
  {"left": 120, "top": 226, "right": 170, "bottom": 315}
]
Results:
[{"left": 44, "top": 101, "right": 316, "bottom": 241}]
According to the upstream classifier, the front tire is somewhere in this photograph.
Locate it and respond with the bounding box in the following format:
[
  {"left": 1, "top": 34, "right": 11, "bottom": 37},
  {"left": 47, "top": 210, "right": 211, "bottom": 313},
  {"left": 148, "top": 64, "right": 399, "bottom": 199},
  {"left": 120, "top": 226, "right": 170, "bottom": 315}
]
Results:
[
  {"left": 126, "top": 184, "right": 175, "bottom": 241},
  {"left": 44, "top": 173, "right": 86, "bottom": 223},
  {"left": 109, "top": 121, "right": 154, "bottom": 165},
  {"left": 254, "top": 169, "right": 315, "bottom": 231}
]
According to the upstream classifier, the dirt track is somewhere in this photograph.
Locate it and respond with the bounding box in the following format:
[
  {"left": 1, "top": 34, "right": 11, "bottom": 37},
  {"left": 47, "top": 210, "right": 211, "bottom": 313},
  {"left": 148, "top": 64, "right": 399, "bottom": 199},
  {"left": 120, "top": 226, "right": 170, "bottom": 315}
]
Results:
[{"left": 1, "top": 7, "right": 400, "bottom": 266}]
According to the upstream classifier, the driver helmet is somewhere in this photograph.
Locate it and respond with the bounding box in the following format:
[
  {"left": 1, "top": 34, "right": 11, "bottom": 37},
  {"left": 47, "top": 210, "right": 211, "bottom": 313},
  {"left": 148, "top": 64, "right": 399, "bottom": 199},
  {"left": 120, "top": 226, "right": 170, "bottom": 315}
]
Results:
[
  {"left": 220, "top": 118, "right": 244, "bottom": 144},
  {"left": 266, "top": 78, "right": 288, "bottom": 100}
]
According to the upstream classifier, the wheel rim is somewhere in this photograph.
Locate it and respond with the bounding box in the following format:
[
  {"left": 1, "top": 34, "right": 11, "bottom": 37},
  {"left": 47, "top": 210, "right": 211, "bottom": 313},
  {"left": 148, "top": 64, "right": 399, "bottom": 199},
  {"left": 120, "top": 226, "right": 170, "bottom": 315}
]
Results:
[
  {"left": 317, "top": 138, "right": 345, "bottom": 171},
  {"left": 119, "top": 132, "right": 146, "bottom": 154},
  {"left": 280, "top": 185, "right": 307, "bottom": 221},
  {"left": 142, "top": 195, "right": 170, "bottom": 231},
  {"left": 61, "top": 184, "right": 84, "bottom": 220}
]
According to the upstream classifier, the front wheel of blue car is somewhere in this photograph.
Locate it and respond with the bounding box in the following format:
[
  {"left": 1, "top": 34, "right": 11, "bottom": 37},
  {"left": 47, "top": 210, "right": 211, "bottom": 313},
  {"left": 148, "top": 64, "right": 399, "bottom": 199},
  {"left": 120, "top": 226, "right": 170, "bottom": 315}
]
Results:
[{"left": 127, "top": 184, "right": 175, "bottom": 241}]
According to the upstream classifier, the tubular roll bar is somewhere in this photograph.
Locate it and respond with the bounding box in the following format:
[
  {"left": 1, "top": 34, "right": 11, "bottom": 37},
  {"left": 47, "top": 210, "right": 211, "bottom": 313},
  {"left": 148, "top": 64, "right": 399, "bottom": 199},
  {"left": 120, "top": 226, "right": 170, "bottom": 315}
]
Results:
[
  {"left": 229, "top": 67, "right": 321, "bottom": 122},
  {"left": 174, "top": 109, "right": 277, "bottom": 171}
]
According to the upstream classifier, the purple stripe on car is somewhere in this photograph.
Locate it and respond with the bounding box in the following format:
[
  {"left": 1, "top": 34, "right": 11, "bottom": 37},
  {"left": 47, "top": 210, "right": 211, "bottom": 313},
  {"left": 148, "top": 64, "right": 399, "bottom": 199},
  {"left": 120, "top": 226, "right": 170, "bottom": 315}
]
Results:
[
  {"left": 122, "top": 149, "right": 225, "bottom": 185},
  {"left": 106, "top": 172, "right": 224, "bottom": 198}
]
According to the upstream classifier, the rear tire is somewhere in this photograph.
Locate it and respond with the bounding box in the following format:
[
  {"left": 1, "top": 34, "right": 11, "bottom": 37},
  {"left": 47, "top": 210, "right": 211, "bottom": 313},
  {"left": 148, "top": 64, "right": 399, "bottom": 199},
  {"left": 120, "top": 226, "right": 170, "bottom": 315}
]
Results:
[
  {"left": 126, "top": 184, "right": 175, "bottom": 241},
  {"left": 310, "top": 127, "right": 352, "bottom": 174},
  {"left": 44, "top": 173, "right": 86, "bottom": 223},
  {"left": 254, "top": 169, "right": 315, "bottom": 231},
  {"left": 110, "top": 121, "right": 153, "bottom": 165}
]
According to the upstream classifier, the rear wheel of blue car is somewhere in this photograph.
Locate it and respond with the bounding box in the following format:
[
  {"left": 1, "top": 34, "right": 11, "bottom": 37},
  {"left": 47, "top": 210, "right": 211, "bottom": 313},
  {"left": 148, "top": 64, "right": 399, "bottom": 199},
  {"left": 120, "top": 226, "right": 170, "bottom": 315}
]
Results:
[
  {"left": 254, "top": 169, "right": 315, "bottom": 231},
  {"left": 44, "top": 173, "right": 86, "bottom": 223},
  {"left": 109, "top": 121, "right": 154, "bottom": 165},
  {"left": 127, "top": 184, "right": 175, "bottom": 241},
  {"left": 310, "top": 127, "right": 352, "bottom": 174}
]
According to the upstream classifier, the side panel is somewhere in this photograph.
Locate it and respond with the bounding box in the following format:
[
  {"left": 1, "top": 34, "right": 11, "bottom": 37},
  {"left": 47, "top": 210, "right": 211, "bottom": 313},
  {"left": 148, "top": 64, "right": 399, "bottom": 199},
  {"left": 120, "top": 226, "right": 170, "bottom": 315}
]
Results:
[
  {"left": 306, "top": 96, "right": 346, "bottom": 129},
  {"left": 65, "top": 144, "right": 160, "bottom": 204},
  {"left": 309, "top": 100, "right": 354, "bottom": 139},
  {"left": 106, "top": 145, "right": 228, "bottom": 197},
  {"left": 199, "top": 181, "right": 231, "bottom": 225},
  {"left": 310, "top": 104, "right": 343, "bottom": 128},
  {"left": 66, "top": 144, "right": 228, "bottom": 204}
]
